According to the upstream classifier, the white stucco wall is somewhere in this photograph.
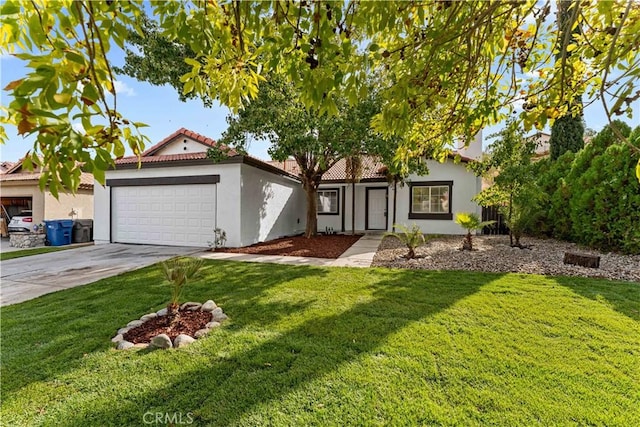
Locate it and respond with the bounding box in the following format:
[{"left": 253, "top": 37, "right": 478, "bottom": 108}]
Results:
[
  {"left": 394, "top": 160, "right": 481, "bottom": 235},
  {"left": 318, "top": 159, "right": 481, "bottom": 235},
  {"left": 94, "top": 163, "right": 243, "bottom": 247},
  {"left": 44, "top": 190, "right": 94, "bottom": 220},
  {"left": 239, "top": 164, "right": 306, "bottom": 246},
  {"left": 153, "top": 137, "right": 209, "bottom": 156}
]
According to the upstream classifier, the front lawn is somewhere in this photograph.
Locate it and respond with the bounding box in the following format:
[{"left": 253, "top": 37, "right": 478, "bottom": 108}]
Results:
[
  {"left": 1, "top": 245, "right": 74, "bottom": 261},
  {"left": 1, "top": 261, "right": 638, "bottom": 425}
]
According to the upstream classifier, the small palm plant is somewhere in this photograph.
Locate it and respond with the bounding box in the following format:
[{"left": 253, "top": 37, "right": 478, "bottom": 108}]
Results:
[
  {"left": 161, "top": 257, "right": 205, "bottom": 320},
  {"left": 455, "top": 212, "right": 495, "bottom": 251},
  {"left": 385, "top": 223, "right": 425, "bottom": 259}
]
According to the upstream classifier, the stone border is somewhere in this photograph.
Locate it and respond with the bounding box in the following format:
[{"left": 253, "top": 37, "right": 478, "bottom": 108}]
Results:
[{"left": 112, "top": 299, "right": 228, "bottom": 350}]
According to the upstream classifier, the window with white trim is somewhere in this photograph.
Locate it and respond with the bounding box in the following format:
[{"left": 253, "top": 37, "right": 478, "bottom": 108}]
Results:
[
  {"left": 317, "top": 189, "right": 339, "bottom": 215},
  {"left": 408, "top": 181, "right": 452, "bottom": 220}
]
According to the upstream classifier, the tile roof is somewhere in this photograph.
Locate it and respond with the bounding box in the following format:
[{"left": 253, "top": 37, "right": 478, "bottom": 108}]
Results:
[
  {"left": 0, "top": 171, "right": 94, "bottom": 190},
  {"left": 116, "top": 152, "right": 209, "bottom": 165},
  {"left": 0, "top": 161, "right": 15, "bottom": 174},
  {"left": 141, "top": 127, "right": 237, "bottom": 157}
]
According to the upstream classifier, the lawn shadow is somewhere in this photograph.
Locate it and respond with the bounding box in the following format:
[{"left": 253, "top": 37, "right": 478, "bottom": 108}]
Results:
[
  {"left": 552, "top": 275, "right": 640, "bottom": 321},
  {"left": 59, "top": 268, "right": 503, "bottom": 426},
  {"left": 0, "top": 260, "right": 329, "bottom": 396}
]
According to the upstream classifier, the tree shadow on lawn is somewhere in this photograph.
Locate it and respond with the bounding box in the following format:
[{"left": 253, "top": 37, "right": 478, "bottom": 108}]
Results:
[
  {"left": 61, "top": 268, "right": 501, "bottom": 426},
  {"left": 0, "top": 261, "right": 327, "bottom": 396},
  {"left": 552, "top": 275, "right": 640, "bottom": 321}
]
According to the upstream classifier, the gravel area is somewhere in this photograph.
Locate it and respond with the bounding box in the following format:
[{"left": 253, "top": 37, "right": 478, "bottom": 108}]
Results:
[{"left": 373, "top": 235, "right": 640, "bottom": 282}]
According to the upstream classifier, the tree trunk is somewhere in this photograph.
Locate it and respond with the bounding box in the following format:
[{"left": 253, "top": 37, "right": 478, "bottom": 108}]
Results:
[
  {"left": 508, "top": 191, "right": 514, "bottom": 247},
  {"left": 351, "top": 180, "right": 356, "bottom": 235},
  {"left": 304, "top": 184, "right": 318, "bottom": 238}
]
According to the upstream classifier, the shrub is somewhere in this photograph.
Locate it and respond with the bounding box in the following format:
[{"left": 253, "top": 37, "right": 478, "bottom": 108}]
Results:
[
  {"left": 160, "top": 257, "right": 205, "bottom": 317},
  {"left": 385, "top": 224, "right": 425, "bottom": 259},
  {"left": 455, "top": 212, "right": 494, "bottom": 251}
]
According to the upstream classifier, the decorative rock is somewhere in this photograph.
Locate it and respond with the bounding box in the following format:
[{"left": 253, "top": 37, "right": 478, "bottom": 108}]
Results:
[
  {"left": 194, "top": 329, "right": 211, "bottom": 339},
  {"left": 126, "top": 320, "right": 144, "bottom": 328},
  {"left": 150, "top": 334, "right": 173, "bottom": 349},
  {"left": 174, "top": 334, "right": 196, "bottom": 348},
  {"left": 117, "top": 327, "right": 131, "bottom": 335},
  {"left": 201, "top": 300, "right": 217, "bottom": 312},
  {"left": 205, "top": 321, "right": 221, "bottom": 329},
  {"left": 9, "top": 232, "right": 46, "bottom": 248},
  {"left": 134, "top": 343, "right": 149, "bottom": 349},
  {"left": 140, "top": 313, "right": 157, "bottom": 322},
  {"left": 180, "top": 302, "right": 202, "bottom": 310},
  {"left": 211, "top": 310, "right": 228, "bottom": 322},
  {"left": 116, "top": 340, "right": 134, "bottom": 350},
  {"left": 187, "top": 305, "right": 202, "bottom": 311},
  {"left": 111, "top": 334, "right": 124, "bottom": 343},
  {"left": 156, "top": 308, "right": 168, "bottom": 317}
]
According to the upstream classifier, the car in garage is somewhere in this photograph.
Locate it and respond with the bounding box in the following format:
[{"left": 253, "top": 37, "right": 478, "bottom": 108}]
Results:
[{"left": 8, "top": 210, "right": 33, "bottom": 232}]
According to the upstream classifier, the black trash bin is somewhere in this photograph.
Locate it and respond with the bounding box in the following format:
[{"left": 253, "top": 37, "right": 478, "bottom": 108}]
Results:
[{"left": 72, "top": 219, "right": 94, "bottom": 243}]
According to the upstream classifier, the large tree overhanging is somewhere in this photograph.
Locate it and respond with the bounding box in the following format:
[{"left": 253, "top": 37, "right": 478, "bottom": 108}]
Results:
[{"left": 2, "top": 0, "right": 640, "bottom": 193}]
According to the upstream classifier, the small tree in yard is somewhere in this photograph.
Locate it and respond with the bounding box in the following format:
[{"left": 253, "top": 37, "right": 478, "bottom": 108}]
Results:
[
  {"left": 161, "top": 257, "right": 205, "bottom": 323},
  {"left": 385, "top": 224, "right": 425, "bottom": 259},
  {"left": 455, "top": 213, "right": 494, "bottom": 251}
]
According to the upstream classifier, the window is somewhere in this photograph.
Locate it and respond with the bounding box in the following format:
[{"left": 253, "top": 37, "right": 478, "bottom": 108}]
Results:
[
  {"left": 317, "top": 188, "right": 339, "bottom": 215},
  {"left": 409, "top": 181, "right": 453, "bottom": 220}
]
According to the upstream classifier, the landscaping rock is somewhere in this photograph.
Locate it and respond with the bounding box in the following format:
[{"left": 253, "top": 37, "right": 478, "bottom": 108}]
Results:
[
  {"left": 134, "top": 343, "right": 149, "bottom": 349},
  {"left": 117, "top": 340, "right": 134, "bottom": 350},
  {"left": 205, "top": 321, "right": 221, "bottom": 329},
  {"left": 201, "top": 300, "right": 217, "bottom": 312},
  {"left": 180, "top": 302, "right": 202, "bottom": 311},
  {"left": 194, "top": 329, "right": 211, "bottom": 339},
  {"left": 150, "top": 334, "right": 173, "bottom": 349},
  {"left": 111, "top": 334, "right": 124, "bottom": 343},
  {"left": 117, "top": 327, "right": 131, "bottom": 335},
  {"left": 156, "top": 308, "right": 168, "bottom": 317},
  {"left": 211, "top": 308, "right": 228, "bottom": 322},
  {"left": 126, "top": 320, "right": 144, "bottom": 328},
  {"left": 174, "top": 334, "right": 196, "bottom": 348},
  {"left": 140, "top": 313, "right": 157, "bottom": 322}
]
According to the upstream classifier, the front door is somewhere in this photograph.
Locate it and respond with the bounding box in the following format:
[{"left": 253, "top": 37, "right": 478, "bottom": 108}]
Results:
[{"left": 366, "top": 188, "right": 387, "bottom": 230}]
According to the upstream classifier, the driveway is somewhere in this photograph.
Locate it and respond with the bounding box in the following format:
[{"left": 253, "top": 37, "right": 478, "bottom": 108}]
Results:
[{"left": 1, "top": 244, "right": 203, "bottom": 306}]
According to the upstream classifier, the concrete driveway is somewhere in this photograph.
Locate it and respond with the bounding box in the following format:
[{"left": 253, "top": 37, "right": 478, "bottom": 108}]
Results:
[{"left": 1, "top": 244, "right": 203, "bottom": 306}]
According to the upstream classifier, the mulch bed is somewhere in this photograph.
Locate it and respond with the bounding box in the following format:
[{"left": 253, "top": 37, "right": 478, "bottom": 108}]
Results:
[
  {"left": 123, "top": 310, "right": 211, "bottom": 344},
  {"left": 218, "top": 234, "right": 363, "bottom": 259}
]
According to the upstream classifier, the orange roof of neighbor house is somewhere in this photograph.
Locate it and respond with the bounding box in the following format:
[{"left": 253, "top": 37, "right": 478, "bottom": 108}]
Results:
[
  {"left": 140, "top": 127, "right": 238, "bottom": 157},
  {"left": 0, "top": 171, "right": 94, "bottom": 190},
  {"left": 116, "top": 152, "right": 210, "bottom": 165},
  {"left": 0, "top": 161, "right": 15, "bottom": 174}
]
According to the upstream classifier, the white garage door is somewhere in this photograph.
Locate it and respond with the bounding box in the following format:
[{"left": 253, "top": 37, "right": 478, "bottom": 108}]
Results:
[{"left": 112, "top": 184, "right": 216, "bottom": 247}]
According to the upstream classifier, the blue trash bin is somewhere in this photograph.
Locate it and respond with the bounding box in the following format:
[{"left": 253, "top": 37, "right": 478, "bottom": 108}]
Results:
[{"left": 44, "top": 219, "right": 74, "bottom": 246}]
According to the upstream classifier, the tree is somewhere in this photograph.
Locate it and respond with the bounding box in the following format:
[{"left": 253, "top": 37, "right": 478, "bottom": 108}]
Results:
[
  {"left": 471, "top": 120, "right": 540, "bottom": 247},
  {"left": 2, "top": 1, "right": 640, "bottom": 191},
  {"left": 344, "top": 155, "right": 363, "bottom": 235},
  {"left": 217, "top": 77, "right": 385, "bottom": 238},
  {"left": 454, "top": 213, "right": 494, "bottom": 251},
  {"left": 548, "top": 0, "right": 584, "bottom": 161}
]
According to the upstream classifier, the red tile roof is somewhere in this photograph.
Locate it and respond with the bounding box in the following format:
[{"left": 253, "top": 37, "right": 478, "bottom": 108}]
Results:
[
  {"left": 116, "top": 152, "right": 210, "bottom": 165},
  {"left": 0, "top": 171, "right": 94, "bottom": 190},
  {"left": 141, "top": 128, "right": 237, "bottom": 157}
]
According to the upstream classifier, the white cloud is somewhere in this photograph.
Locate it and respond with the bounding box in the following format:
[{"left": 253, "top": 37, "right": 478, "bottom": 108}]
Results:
[{"left": 113, "top": 80, "right": 136, "bottom": 97}]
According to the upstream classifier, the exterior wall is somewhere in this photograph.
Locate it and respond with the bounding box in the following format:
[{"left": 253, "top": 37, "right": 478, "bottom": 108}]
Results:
[
  {"left": 43, "top": 189, "right": 94, "bottom": 220},
  {"left": 154, "top": 137, "right": 209, "bottom": 156},
  {"left": 0, "top": 183, "right": 45, "bottom": 227},
  {"left": 318, "top": 159, "right": 481, "bottom": 235},
  {"left": 94, "top": 163, "right": 243, "bottom": 247},
  {"left": 457, "top": 131, "right": 483, "bottom": 160},
  {"left": 394, "top": 160, "right": 481, "bottom": 234},
  {"left": 239, "top": 164, "right": 306, "bottom": 246}
]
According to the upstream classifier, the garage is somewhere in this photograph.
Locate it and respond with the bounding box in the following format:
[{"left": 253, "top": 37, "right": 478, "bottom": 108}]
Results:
[{"left": 109, "top": 176, "right": 218, "bottom": 247}]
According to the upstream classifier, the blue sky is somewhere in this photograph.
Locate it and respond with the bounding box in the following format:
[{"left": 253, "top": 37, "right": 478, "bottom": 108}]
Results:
[{"left": 1, "top": 46, "right": 638, "bottom": 163}]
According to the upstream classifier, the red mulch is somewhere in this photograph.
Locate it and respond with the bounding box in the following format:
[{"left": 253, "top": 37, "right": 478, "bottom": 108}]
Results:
[
  {"left": 123, "top": 310, "right": 211, "bottom": 343},
  {"left": 218, "top": 234, "right": 363, "bottom": 259}
]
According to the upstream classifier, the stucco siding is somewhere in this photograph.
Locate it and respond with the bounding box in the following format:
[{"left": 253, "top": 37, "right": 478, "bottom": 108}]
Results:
[
  {"left": 239, "top": 164, "right": 306, "bottom": 246},
  {"left": 154, "top": 136, "right": 209, "bottom": 155},
  {"left": 44, "top": 190, "right": 93, "bottom": 220},
  {"left": 0, "top": 183, "right": 45, "bottom": 226}
]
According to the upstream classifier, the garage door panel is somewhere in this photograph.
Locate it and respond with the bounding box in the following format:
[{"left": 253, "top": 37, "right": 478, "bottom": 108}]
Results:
[{"left": 112, "top": 184, "right": 216, "bottom": 247}]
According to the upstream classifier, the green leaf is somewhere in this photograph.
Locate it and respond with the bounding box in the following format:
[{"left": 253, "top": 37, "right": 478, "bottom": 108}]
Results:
[{"left": 0, "top": 0, "right": 20, "bottom": 15}]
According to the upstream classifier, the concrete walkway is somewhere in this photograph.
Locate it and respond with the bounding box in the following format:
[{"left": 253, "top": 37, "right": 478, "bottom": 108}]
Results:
[{"left": 199, "top": 234, "right": 383, "bottom": 268}]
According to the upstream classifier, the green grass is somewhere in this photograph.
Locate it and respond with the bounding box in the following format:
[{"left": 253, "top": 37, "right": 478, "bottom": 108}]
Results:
[
  {"left": 1, "top": 261, "right": 639, "bottom": 426},
  {"left": 1, "top": 245, "right": 73, "bottom": 261}
]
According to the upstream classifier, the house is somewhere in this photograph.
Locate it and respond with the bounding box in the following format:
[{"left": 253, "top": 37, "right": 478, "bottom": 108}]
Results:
[
  {"left": 271, "top": 134, "right": 484, "bottom": 235},
  {"left": 0, "top": 159, "right": 94, "bottom": 227},
  {"left": 93, "top": 128, "right": 306, "bottom": 248}
]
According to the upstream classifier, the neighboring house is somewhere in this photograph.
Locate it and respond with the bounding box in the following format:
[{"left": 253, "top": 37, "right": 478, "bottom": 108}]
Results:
[
  {"left": 528, "top": 132, "right": 551, "bottom": 158},
  {"left": 270, "top": 134, "right": 484, "bottom": 235},
  {"left": 0, "top": 161, "right": 15, "bottom": 174},
  {"left": 0, "top": 160, "right": 94, "bottom": 227},
  {"left": 93, "top": 128, "right": 306, "bottom": 248}
]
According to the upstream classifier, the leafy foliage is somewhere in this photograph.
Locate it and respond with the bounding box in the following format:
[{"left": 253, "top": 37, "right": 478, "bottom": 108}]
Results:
[
  {"left": 550, "top": 115, "right": 585, "bottom": 160},
  {"left": 384, "top": 223, "right": 425, "bottom": 259},
  {"left": 455, "top": 212, "right": 495, "bottom": 251},
  {"left": 160, "top": 257, "right": 205, "bottom": 316}
]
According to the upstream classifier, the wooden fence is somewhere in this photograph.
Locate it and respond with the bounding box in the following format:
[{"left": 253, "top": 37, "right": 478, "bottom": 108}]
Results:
[{"left": 481, "top": 206, "right": 509, "bottom": 235}]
